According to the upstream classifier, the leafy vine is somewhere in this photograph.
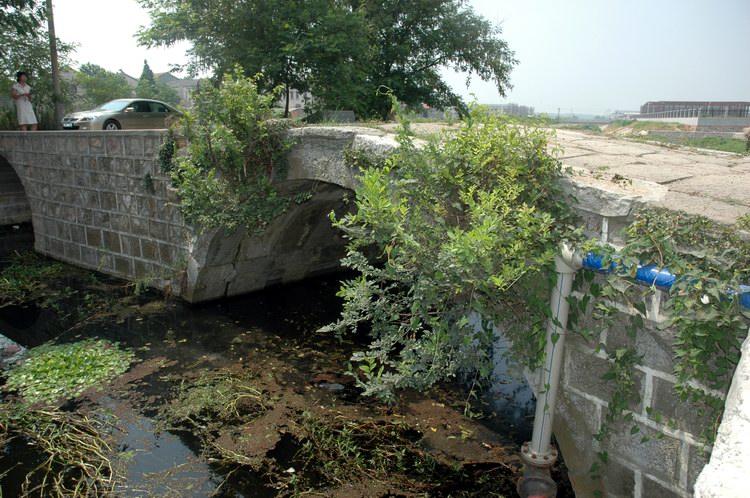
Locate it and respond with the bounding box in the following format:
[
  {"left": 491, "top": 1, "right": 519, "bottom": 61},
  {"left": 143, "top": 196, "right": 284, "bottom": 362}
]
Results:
[{"left": 571, "top": 208, "right": 750, "bottom": 458}]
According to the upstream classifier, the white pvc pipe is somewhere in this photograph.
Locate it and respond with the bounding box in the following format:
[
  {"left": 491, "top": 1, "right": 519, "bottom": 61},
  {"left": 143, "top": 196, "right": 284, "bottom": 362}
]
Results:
[{"left": 525, "top": 254, "right": 578, "bottom": 463}]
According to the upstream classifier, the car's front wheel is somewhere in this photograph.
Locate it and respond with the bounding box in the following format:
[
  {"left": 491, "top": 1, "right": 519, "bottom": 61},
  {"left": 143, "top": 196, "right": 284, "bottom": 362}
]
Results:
[{"left": 103, "top": 120, "right": 121, "bottom": 130}]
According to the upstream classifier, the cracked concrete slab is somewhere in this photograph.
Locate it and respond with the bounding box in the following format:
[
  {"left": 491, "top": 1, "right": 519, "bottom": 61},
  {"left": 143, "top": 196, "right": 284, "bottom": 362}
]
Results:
[{"left": 552, "top": 130, "right": 750, "bottom": 223}]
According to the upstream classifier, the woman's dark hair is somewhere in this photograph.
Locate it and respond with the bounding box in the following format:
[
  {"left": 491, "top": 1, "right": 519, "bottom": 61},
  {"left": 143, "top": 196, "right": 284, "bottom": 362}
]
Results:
[{"left": 16, "top": 71, "right": 28, "bottom": 82}]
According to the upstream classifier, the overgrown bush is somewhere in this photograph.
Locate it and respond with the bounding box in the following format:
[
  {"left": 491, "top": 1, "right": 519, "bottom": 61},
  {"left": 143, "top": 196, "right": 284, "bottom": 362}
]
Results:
[
  {"left": 161, "top": 68, "right": 296, "bottom": 233},
  {"left": 323, "top": 102, "right": 578, "bottom": 401}
]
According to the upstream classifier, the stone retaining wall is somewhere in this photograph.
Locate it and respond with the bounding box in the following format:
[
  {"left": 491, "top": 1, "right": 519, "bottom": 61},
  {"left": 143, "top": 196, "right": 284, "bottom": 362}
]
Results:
[
  {"left": 540, "top": 184, "right": 738, "bottom": 497},
  {"left": 0, "top": 131, "right": 188, "bottom": 290}
]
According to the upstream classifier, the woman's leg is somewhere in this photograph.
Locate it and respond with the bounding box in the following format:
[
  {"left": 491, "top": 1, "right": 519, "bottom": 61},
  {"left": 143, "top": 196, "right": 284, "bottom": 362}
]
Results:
[
  {"left": 30, "top": 124, "right": 37, "bottom": 131},
  {"left": 18, "top": 125, "right": 28, "bottom": 131}
]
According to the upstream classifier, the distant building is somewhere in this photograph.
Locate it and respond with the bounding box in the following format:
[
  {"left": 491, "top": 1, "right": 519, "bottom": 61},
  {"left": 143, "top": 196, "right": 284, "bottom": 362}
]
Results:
[
  {"left": 118, "top": 71, "right": 139, "bottom": 88},
  {"left": 119, "top": 71, "right": 200, "bottom": 108},
  {"left": 485, "top": 103, "right": 535, "bottom": 117},
  {"left": 155, "top": 72, "right": 200, "bottom": 108},
  {"left": 276, "top": 89, "right": 313, "bottom": 115},
  {"left": 640, "top": 101, "right": 750, "bottom": 119},
  {"left": 419, "top": 103, "right": 459, "bottom": 120},
  {"left": 610, "top": 110, "right": 640, "bottom": 120},
  {"left": 638, "top": 101, "right": 750, "bottom": 132}
]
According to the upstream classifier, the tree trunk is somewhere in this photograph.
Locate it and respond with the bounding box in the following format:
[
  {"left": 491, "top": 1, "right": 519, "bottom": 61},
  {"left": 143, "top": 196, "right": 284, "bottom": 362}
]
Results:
[
  {"left": 284, "top": 83, "right": 290, "bottom": 119},
  {"left": 47, "top": 0, "right": 64, "bottom": 129}
]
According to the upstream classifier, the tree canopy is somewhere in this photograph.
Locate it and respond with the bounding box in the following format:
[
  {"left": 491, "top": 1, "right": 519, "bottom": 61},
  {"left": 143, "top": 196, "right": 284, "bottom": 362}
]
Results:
[
  {"left": 75, "top": 63, "right": 133, "bottom": 107},
  {"left": 0, "top": 0, "right": 75, "bottom": 129},
  {"left": 0, "top": 0, "right": 45, "bottom": 36},
  {"left": 137, "top": 0, "right": 515, "bottom": 119}
]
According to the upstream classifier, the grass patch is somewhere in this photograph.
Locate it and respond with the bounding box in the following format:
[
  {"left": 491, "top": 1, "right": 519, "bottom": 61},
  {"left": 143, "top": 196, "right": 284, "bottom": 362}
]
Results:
[
  {"left": 555, "top": 123, "right": 603, "bottom": 133},
  {"left": 161, "top": 370, "right": 267, "bottom": 431},
  {"left": 158, "top": 369, "right": 269, "bottom": 469},
  {"left": 5, "top": 339, "right": 135, "bottom": 405},
  {"left": 638, "top": 135, "right": 748, "bottom": 154},
  {"left": 297, "top": 412, "right": 439, "bottom": 487},
  {"left": 0, "top": 252, "right": 64, "bottom": 308},
  {"left": 606, "top": 119, "right": 693, "bottom": 132}
]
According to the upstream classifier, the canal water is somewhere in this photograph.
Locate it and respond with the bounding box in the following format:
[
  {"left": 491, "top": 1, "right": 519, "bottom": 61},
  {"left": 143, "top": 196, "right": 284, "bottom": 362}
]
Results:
[{"left": 0, "top": 227, "right": 573, "bottom": 497}]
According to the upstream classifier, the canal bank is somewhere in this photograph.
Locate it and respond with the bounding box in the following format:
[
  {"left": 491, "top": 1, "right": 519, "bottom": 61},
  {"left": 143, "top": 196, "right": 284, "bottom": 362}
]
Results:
[{"left": 0, "top": 230, "right": 573, "bottom": 496}]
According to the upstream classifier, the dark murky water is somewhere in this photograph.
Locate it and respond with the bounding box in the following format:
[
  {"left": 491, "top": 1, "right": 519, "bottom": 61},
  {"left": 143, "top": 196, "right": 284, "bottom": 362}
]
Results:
[{"left": 0, "top": 228, "right": 556, "bottom": 497}]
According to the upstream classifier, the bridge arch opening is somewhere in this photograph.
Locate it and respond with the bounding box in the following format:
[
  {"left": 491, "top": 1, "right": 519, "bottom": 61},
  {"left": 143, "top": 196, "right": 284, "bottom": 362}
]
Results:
[
  {"left": 183, "top": 180, "right": 355, "bottom": 302},
  {"left": 0, "top": 154, "right": 32, "bottom": 226}
]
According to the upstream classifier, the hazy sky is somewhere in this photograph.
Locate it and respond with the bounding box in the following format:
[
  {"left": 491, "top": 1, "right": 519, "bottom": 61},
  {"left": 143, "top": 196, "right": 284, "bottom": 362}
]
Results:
[{"left": 53, "top": 0, "right": 748, "bottom": 115}]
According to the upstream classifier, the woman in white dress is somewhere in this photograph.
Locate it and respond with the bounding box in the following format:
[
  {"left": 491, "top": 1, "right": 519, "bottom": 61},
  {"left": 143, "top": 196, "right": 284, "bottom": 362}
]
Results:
[{"left": 11, "top": 71, "right": 38, "bottom": 131}]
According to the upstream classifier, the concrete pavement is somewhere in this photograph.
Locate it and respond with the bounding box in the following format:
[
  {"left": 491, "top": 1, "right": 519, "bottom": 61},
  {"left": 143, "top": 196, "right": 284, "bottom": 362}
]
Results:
[{"left": 553, "top": 129, "right": 750, "bottom": 224}]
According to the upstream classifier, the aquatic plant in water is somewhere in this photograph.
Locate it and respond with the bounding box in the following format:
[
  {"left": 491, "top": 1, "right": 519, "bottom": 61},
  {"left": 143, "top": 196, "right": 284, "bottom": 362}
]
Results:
[
  {"left": 0, "top": 252, "right": 63, "bottom": 307},
  {"left": 5, "top": 339, "right": 135, "bottom": 404}
]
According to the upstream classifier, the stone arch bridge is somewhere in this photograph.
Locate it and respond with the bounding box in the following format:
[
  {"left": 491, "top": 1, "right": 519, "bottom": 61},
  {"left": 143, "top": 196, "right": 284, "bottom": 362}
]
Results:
[
  {"left": 0, "top": 127, "right": 396, "bottom": 302},
  {"left": 1, "top": 126, "right": 747, "bottom": 497}
]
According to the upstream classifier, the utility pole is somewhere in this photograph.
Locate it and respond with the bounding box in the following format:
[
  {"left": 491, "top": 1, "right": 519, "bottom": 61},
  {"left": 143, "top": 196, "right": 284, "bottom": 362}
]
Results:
[{"left": 47, "top": 0, "right": 64, "bottom": 129}]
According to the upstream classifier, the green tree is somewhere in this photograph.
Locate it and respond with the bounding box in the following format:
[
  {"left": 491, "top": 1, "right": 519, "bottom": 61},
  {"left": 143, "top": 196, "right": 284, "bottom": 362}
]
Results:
[
  {"left": 0, "top": 25, "right": 75, "bottom": 129},
  {"left": 322, "top": 103, "right": 576, "bottom": 400},
  {"left": 0, "top": 0, "right": 45, "bottom": 35},
  {"left": 138, "top": 0, "right": 515, "bottom": 119},
  {"left": 351, "top": 0, "right": 517, "bottom": 119},
  {"left": 134, "top": 59, "right": 180, "bottom": 106},
  {"left": 75, "top": 63, "right": 133, "bottom": 107},
  {"left": 137, "top": 0, "right": 367, "bottom": 117}
]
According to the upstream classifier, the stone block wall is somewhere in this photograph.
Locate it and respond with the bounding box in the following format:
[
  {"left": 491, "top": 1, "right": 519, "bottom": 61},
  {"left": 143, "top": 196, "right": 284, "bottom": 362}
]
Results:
[
  {"left": 0, "top": 128, "right": 390, "bottom": 303},
  {"left": 543, "top": 185, "right": 722, "bottom": 497},
  {"left": 0, "top": 153, "right": 31, "bottom": 225},
  {"left": 0, "top": 131, "right": 190, "bottom": 289},
  {"left": 555, "top": 305, "right": 713, "bottom": 497}
]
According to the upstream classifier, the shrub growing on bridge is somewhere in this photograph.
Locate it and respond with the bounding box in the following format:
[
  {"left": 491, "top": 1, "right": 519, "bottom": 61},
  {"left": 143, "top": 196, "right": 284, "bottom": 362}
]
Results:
[
  {"left": 323, "top": 103, "right": 578, "bottom": 401},
  {"left": 161, "top": 68, "right": 294, "bottom": 233}
]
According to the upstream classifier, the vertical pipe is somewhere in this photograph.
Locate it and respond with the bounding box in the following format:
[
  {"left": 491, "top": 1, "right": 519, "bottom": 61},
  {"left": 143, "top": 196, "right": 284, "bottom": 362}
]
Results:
[{"left": 524, "top": 255, "right": 578, "bottom": 463}]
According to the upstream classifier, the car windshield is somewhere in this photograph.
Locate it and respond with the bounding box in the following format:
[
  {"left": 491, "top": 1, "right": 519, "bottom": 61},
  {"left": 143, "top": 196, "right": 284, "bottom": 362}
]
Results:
[{"left": 95, "top": 100, "right": 130, "bottom": 111}]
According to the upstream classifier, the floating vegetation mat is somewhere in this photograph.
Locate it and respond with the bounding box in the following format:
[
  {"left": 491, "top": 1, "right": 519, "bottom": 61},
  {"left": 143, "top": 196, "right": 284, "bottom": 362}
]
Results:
[{"left": 5, "top": 339, "right": 135, "bottom": 405}]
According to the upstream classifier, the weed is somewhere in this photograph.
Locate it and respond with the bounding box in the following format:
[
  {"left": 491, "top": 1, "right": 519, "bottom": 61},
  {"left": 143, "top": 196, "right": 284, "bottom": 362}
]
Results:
[
  {"left": 297, "top": 411, "right": 438, "bottom": 486},
  {"left": 160, "top": 370, "right": 267, "bottom": 431},
  {"left": 0, "top": 252, "right": 64, "bottom": 308},
  {"left": 0, "top": 402, "right": 118, "bottom": 496}
]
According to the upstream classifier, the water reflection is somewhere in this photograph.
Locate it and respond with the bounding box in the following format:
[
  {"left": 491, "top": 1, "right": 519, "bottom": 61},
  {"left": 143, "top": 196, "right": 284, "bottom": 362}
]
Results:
[{"left": 0, "top": 230, "right": 542, "bottom": 495}]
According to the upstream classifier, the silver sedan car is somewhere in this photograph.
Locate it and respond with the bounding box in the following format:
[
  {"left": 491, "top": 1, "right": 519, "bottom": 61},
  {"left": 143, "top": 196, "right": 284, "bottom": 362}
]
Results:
[{"left": 62, "top": 98, "right": 181, "bottom": 130}]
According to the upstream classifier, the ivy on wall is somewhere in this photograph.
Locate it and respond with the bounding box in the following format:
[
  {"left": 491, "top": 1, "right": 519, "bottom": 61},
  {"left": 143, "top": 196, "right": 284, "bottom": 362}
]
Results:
[{"left": 571, "top": 208, "right": 750, "bottom": 458}]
